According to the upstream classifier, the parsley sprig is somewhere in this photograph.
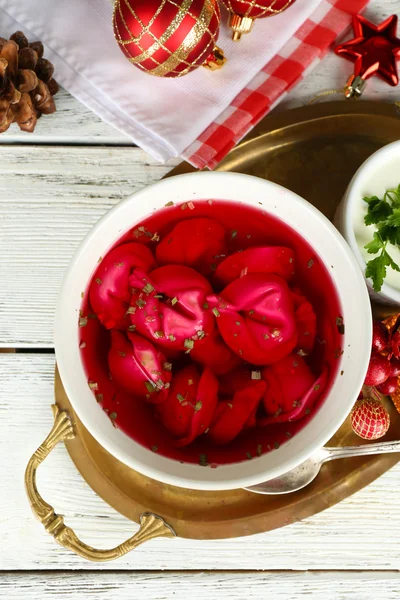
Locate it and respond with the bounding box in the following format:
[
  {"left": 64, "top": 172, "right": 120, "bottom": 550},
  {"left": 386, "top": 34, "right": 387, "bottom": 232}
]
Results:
[{"left": 363, "top": 185, "right": 400, "bottom": 292}]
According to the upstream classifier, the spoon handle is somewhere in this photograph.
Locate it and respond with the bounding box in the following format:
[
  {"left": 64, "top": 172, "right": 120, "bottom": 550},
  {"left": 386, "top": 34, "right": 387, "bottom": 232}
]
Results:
[{"left": 323, "top": 440, "right": 400, "bottom": 463}]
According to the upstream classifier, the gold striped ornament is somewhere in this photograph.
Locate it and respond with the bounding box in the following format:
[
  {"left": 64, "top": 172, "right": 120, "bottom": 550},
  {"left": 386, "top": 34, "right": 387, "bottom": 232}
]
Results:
[
  {"left": 221, "top": 0, "right": 297, "bottom": 40},
  {"left": 113, "top": 0, "right": 226, "bottom": 77}
]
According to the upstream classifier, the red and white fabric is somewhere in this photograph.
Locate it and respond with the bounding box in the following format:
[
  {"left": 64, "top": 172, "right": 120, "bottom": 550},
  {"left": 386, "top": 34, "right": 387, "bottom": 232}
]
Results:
[{"left": 183, "top": 0, "right": 370, "bottom": 169}]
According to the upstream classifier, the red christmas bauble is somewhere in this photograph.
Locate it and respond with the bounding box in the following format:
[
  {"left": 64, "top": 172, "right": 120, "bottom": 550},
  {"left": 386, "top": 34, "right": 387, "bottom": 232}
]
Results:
[
  {"left": 221, "top": 0, "right": 297, "bottom": 40},
  {"left": 113, "top": 0, "right": 226, "bottom": 77},
  {"left": 351, "top": 399, "right": 390, "bottom": 440}
]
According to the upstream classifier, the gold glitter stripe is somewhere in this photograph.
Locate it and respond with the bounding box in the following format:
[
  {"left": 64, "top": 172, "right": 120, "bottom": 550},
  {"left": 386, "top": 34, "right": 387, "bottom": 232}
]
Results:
[
  {"left": 225, "top": 0, "right": 294, "bottom": 19},
  {"left": 149, "top": 0, "right": 215, "bottom": 76}
]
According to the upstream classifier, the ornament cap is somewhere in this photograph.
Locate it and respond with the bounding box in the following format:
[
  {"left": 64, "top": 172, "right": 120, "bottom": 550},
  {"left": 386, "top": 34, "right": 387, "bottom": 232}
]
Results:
[
  {"left": 229, "top": 13, "right": 254, "bottom": 41},
  {"left": 344, "top": 74, "right": 367, "bottom": 99},
  {"left": 203, "top": 46, "right": 227, "bottom": 71}
]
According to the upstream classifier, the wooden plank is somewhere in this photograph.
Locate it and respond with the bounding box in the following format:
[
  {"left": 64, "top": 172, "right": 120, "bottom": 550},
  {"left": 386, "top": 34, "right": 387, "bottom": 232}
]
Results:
[
  {"left": 0, "top": 146, "right": 179, "bottom": 347},
  {"left": 0, "top": 89, "right": 131, "bottom": 145},
  {"left": 1, "top": 353, "right": 399, "bottom": 571},
  {"left": 1, "top": 572, "right": 400, "bottom": 600}
]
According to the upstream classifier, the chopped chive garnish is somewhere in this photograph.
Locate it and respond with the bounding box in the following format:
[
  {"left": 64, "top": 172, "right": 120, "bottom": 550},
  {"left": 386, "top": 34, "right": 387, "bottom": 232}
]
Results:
[
  {"left": 212, "top": 307, "right": 220, "bottom": 318},
  {"left": 145, "top": 381, "right": 156, "bottom": 393},
  {"left": 194, "top": 401, "right": 202, "bottom": 411},
  {"left": 143, "top": 283, "right": 154, "bottom": 294},
  {"left": 336, "top": 316, "right": 345, "bottom": 335},
  {"left": 79, "top": 316, "right": 88, "bottom": 327},
  {"left": 199, "top": 454, "right": 208, "bottom": 466}
]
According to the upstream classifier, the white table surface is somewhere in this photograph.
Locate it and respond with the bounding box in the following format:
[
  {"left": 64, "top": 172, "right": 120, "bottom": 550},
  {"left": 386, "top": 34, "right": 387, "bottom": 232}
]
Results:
[{"left": 1, "top": 2, "right": 400, "bottom": 598}]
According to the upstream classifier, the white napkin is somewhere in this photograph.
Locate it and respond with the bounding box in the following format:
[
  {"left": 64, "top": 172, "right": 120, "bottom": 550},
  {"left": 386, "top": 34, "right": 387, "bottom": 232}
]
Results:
[{"left": 0, "top": 0, "right": 323, "bottom": 161}]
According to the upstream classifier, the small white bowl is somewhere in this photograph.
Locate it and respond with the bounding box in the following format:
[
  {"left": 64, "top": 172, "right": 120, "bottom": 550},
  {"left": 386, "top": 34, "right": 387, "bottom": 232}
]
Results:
[
  {"left": 55, "top": 172, "right": 372, "bottom": 491},
  {"left": 336, "top": 140, "right": 400, "bottom": 305}
]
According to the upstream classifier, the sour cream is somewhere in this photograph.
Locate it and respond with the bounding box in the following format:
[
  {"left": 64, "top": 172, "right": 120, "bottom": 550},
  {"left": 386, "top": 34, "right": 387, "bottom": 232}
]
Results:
[
  {"left": 352, "top": 155, "right": 400, "bottom": 291},
  {"left": 336, "top": 140, "right": 400, "bottom": 305}
]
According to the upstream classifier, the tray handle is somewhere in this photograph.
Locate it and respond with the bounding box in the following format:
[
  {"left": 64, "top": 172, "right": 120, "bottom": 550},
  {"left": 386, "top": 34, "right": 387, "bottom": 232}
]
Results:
[{"left": 24, "top": 404, "right": 176, "bottom": 562}]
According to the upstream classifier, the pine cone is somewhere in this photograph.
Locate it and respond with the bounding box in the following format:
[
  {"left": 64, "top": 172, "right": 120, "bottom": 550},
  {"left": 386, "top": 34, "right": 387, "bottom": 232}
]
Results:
[{"left": 0, "top": 31, "right": 58, "bottom": 133}]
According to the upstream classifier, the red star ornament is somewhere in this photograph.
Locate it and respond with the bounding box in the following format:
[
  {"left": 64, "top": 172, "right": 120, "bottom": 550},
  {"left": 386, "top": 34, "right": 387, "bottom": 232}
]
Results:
[{"left": 335, "top": 14, "right": 400, "bottom": 87}]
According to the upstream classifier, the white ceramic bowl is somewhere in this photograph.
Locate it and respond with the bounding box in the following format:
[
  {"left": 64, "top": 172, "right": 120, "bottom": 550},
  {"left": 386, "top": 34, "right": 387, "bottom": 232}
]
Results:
[
  {"left": 336, "top": 140, "right": 400, "bottom": 305},
  {"left": 55, "top": 172, "right": 372, "bottom": 491}
]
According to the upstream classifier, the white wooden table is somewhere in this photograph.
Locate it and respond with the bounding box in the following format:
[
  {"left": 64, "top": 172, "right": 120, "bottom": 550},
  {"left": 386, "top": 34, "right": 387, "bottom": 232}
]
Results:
[{"left": 1, "top": 2, "right": 400, "bottom": 597}]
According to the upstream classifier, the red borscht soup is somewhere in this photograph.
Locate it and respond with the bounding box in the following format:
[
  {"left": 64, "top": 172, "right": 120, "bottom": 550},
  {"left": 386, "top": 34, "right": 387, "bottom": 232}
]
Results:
[{"left": 79, "top": 200, "right": 343, "bottom": 467}]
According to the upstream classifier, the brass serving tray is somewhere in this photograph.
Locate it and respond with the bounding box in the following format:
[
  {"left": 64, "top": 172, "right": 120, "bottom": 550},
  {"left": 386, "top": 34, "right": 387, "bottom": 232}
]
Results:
[{"left": 26, "top": 101, "right": 400, "bottom": 561}]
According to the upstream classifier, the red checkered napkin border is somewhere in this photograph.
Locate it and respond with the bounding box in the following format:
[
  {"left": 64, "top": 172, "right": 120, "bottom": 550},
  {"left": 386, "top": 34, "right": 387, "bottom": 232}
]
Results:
[{"left": 182, "top": 0, "right": 370, "bottom": 170}]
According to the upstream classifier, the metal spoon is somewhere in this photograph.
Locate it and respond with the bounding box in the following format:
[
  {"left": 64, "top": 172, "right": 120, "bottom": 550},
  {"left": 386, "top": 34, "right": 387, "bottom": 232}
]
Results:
[{"left": 245, "top": 440, "right": 400, "bottom": 495}]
